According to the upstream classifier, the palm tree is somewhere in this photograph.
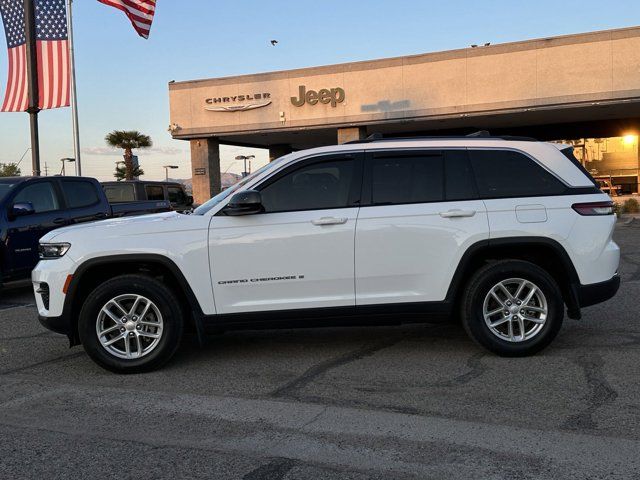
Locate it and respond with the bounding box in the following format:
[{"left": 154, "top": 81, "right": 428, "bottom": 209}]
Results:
[
  {"left": 114, "top": 164, "right": 144, "bottom": 181},
  {"left": 105, "top": 130, "right": 152, "bottom": 181}
]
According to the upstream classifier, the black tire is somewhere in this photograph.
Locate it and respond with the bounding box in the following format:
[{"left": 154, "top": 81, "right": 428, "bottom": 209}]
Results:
[
  {"left": 461, "top": 260, "right": 564, "bottom": 357},
  {"left": 78, "top": 274, "right": 184, "bottom": 373}
]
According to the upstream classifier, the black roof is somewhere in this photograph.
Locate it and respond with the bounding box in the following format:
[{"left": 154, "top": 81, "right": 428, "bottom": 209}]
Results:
[
  {"left": 0, "top": 176, "right": 33, "bottom": 183},
  {"left": 101, "top": 180, "right": 183, "bottom": 186}
]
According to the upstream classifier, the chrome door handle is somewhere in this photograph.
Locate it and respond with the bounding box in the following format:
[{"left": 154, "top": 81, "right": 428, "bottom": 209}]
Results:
[
  {"left": 311, "top": 217, "right": 348, "bottom": 226},
  {"left": 439, "top": 209, "right": 476, "bottom": 218}
]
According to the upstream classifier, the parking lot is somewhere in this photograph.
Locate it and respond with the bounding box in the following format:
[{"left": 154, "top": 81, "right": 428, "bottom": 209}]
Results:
[{"left": 0, "top": 222, "right": 638, "bottom": 480}]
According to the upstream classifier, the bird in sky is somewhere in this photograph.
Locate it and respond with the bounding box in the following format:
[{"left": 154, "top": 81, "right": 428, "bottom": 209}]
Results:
[{"left": 270, "top": 39, "right": 278, "bottom": 46}]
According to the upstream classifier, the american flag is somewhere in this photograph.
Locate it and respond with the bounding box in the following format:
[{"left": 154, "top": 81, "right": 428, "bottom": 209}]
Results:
[
  {"left": 0, "top": 0, "right": 69, "bottom": 112},
  {"left": 97, "top": 0, "right": 155, "bottom": 39}
]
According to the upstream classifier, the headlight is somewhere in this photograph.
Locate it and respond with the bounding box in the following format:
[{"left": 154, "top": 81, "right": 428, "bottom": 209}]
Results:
[{"left": 39, "top": 242, "right": 71, "bottom": 259}]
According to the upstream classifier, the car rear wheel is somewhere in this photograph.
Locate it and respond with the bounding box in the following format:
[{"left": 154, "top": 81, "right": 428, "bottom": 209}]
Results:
[
  {"left": 78, "top": 274, "right": 184, "bottom": 373},
  {"left": 461, "top": 260, "right": 564, "bottom": 356}
]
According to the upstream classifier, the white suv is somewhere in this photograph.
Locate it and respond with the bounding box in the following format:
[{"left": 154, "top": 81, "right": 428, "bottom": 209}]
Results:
[{"left": 33, "top": 134, "right": 620, "bottom": 372}]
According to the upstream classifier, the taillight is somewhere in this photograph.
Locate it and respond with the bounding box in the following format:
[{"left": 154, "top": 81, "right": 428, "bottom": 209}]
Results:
[{"left": 571, "top": 201, "right": 614, "bottom": 216}]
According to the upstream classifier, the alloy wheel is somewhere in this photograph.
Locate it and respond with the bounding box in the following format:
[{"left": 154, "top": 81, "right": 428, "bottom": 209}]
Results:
[
  {"left": 482, "top": 278, "right": 548, "bottom": 342},
  {"left": 96, "top": 294, "right": 164, "bottom": 359}
]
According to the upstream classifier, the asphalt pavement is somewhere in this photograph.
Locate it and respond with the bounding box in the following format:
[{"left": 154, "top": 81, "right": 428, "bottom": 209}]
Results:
[{"left": 0, "top": 222, "right": 639, "bottom": 479}]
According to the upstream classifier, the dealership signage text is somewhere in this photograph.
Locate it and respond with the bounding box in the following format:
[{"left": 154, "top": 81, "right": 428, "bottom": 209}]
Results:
[
  {"left": 291, "top": 85, "right": 345, "bottom": 107},
  {"left": 205, "top": 92, "right": 271, "bottom": 112}
]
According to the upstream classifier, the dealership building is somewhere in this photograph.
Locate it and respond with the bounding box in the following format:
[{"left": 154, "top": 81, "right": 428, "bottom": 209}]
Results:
[{"left": 168, "top": 26, "right": 640, "bottom": 204}]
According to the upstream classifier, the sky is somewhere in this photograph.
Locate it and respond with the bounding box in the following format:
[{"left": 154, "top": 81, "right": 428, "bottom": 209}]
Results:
[{"left": 1, "top": 0, "right": 639, "bottom": 180}]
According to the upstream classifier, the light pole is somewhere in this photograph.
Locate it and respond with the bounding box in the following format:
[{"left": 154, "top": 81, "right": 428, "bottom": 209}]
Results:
[
  {"left": 60, "top": 157, "right": 75, "bottom": 176},
  {"left": 163, "top": 165, "right": 179, "bottom": 181},
  {"left": 235, "top": 155, "right": 255, "bottom": 177}
]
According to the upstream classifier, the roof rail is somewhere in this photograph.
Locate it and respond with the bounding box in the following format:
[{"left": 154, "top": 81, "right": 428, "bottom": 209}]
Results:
[
  {"left": 344, "top": 131, "right": 538, "bottom": 144},
  {"left": 466, "top": 130, "right": 491, "bottom": 137}
]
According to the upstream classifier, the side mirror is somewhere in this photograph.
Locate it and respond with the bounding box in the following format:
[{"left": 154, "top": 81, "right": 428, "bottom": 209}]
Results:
[
  {"left": 224, "top": 190, "right": 263, "bottom": 216},
  {"left": 186, "top": 195, "right": 194, "bottom": 206},
  {"left": 10, "top": 202, "right": 35, "bottom": 219}
]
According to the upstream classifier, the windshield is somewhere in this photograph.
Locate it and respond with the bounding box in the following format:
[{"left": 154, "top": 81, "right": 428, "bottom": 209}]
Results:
[
  {"left": 0, "top": 181, "right": 17, "bottom": 201},
  {"left": 193, "top": 156, "right": 289, "bottom": 215}
]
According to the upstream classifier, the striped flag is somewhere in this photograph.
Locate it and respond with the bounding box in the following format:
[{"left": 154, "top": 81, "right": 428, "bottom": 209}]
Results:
[
  {"left": 97, "top": 0, "right": 155, "bottom": 39},
  {"left": 0, "top": 0, "right": 69, "bottom": 112}
]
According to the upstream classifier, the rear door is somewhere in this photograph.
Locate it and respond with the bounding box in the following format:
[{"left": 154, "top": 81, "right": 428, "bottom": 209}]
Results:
[
  {"left": 60, "top": 179, "right": 109, "bottom": 224},
  {"left": 4, "top": 179, "right": 66, "bottom": 279},
  {"left": 355, "top": 149, "right": 489, "bottom": 305},
  {"left": 468, "top": 149, "right": 569, "bottom": 239}
]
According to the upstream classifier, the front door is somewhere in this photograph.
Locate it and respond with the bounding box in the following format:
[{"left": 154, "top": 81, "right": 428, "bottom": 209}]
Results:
[
  {"left": 4, "top": 180, "right": 67, "bottom": 280},
  {"left": 209, "top": 153, "right": 363, "bottom": 314},
  {"left": 355, "top": 149, "right": 489, "bottom": 305}
]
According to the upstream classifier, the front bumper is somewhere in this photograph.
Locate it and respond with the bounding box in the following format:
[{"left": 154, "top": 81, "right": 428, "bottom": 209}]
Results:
[
  {"left": 38, "top": 314, "right": 71, "bottom": 335},
  {"left": 33, "top": 255, "right": 76, "bottom": 339},
  {"left": 577, "top": 274, "right": 620, "bottom": 308}
]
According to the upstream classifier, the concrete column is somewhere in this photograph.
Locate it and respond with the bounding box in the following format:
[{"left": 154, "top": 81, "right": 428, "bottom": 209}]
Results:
[
  {"left": 269, "top": 144, "right": 292, "bottom": 162},
  {"left": 337, "top": 127, "right": 367, "bottom": 144},
  {"left": 190, "top": 138, "right": 221, "bottom": 205}
]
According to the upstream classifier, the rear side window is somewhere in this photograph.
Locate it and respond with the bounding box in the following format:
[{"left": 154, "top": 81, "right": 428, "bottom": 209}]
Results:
[
  {"left": 61, "top": 180, "right": 100, "bottom": 208},
  {"left": 371, "top": 154, "right": 444, "bottom": 205},
  {"left": 145, "top": 185, "right": 165, "bottom": 201},
  {"left": 104, "top": 184, "right": 135, "bottom": 202},
  {"left": 469, "top": 150, "right": 566, "bottom": 198}
]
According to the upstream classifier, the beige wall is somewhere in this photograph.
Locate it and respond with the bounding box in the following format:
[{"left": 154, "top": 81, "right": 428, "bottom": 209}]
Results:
[{"left": 169, "top": 27, "right": 640, "bottom": 139}]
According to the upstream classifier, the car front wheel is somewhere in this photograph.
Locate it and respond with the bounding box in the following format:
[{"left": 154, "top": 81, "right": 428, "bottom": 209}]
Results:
[
  {"left": 461, "top": 260, "right": 564, "bottom": 357},
  {"left": 78, "top": 274, "right": 184, "bottom": 373}
]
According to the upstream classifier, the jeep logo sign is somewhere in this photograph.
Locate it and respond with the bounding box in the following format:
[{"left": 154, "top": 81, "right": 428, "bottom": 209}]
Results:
[{"left": 291, "top": 85, "right": 345, "bottom": 107}]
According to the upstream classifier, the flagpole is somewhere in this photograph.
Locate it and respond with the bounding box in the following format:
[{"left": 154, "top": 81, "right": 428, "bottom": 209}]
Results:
[
  {"left": 65, "top": 0, "right": 81, "bottom": 176},
  {"left": 24, "top": 0, "right": 40, "bottom": 176}
]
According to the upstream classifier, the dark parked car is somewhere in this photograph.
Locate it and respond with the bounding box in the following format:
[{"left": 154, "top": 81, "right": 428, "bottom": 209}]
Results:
[
  {"left": 102, "top": 180, "right": 193, "bottom": 212},
  {"left": 0, "top": 176, "right": 170, "bottom": 285}
]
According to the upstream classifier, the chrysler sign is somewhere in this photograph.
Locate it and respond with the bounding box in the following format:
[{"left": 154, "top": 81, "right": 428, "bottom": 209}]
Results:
[{"left": 205, "top": 92, "right": 272, "bottom": 112}]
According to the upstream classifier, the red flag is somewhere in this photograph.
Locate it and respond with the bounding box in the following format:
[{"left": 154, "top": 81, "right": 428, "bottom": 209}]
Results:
[
  {"left": 0, "top": 0, "right": 70, "bottom": 112},
  {"left": 97, "top": 0, "right": 156, "bottom": 39}
]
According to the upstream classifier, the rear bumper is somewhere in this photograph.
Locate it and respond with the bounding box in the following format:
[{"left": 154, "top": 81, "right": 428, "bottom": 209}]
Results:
[{"left": 577, "top": 274, "right": 620, "bottom": 308}]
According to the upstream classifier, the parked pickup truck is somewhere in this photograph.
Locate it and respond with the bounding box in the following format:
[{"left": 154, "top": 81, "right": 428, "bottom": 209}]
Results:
[
  {"left": 0, "top": 176, "right": 170, "bottom": 285},
  {"left": 102, "top": 180, "right": 194, "bottom": 212}
]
